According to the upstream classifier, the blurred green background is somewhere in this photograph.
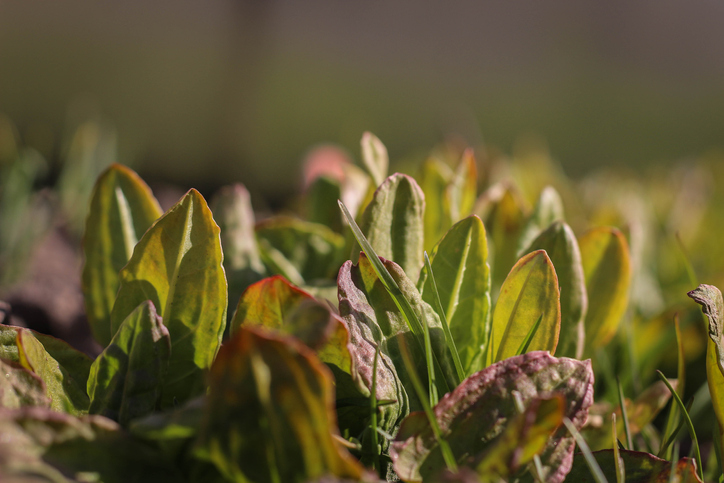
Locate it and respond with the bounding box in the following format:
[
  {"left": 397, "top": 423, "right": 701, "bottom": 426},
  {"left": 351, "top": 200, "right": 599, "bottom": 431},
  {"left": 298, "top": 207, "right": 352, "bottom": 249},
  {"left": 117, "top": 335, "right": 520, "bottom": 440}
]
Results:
[{"left": 2, "top": 0, "right": 724, "bottom": 202}]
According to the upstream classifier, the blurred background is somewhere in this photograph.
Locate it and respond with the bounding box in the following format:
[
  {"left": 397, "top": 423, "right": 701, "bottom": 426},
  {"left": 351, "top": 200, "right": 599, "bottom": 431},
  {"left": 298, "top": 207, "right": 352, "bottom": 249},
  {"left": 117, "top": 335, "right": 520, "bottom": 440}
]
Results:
[{"left": 2, "top": 0, "right": 724, "bottom": 203}]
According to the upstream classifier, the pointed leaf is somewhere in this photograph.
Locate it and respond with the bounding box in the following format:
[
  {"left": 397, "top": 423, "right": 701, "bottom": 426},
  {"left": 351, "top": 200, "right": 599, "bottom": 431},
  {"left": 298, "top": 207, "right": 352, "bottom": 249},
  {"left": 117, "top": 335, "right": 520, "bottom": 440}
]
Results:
[
  {"left": 419, "top": 159, "right": 454, "bottom": 253},
  {"left": 357, "top": 173, "right": 425, "bottom": 279},
  {"left": 82, "top": 163, "right": 162, "bottom": 346},
  {"left": 390, "top": 352, "right": 594, "bottom": 483},
  {"left": 110, "top": 189, "right": 227, "bottom": 408},
  {"left": 210, "top": 184, "right": 266, "bottom": 323},
  {"left": 88, "top": 300, "right": 171, "bottom": 426},
  {"left": 361, "top": 132, "right": 389, "bottom": 187},
  {"left": 567, "top": 450, "right": 702, "bottom": 483},
  {"left": 0, "top": 325, "right": 92, "bottom": 414},
  {"left": 517, "top": 186, "right": 565, "bottom": 256},
  {"left": 195, "top": 326, "right": 365, "bottom": 483},
  {"left": 421, "top": 215, "right": 491, "bottom": 374},
  {"left": 523, "top": 221, "right": 587, "bottom": 359},
  {"left": 0, "top": 359, "right": 50, "bottom": 409},
  {"left": 307, "top": 175, "right": 345, "bottom": 232},
  {"left": 257, "top": 216, "right": 345, "bottom": 282},
  {"left": 488, "top": 250, "right": 560, "bottom": 365},
  {"left": 579, "top": 227, "right": 631, "bottom": 352}
]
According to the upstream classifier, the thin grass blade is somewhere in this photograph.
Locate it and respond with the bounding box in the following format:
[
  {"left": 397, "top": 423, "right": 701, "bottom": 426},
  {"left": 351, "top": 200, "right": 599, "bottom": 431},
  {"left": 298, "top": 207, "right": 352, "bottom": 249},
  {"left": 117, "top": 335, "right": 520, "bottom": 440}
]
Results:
[
  {"left": 423, "top": 251, "right": 464, "bottom": 384},
  {"left": 563, "top": 417, "right": 609, "bottom": 483},
  {"left": 616, "top": 378, "right": 633, "bottom": 450},
  {"left": 516, "top": 313, "right": 544, "bottom": 357}
]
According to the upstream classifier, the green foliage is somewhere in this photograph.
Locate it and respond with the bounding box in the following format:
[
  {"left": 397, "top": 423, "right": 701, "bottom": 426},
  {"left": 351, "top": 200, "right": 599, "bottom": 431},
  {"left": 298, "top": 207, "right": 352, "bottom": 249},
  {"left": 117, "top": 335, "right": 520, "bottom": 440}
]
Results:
[{"left": 4, "top": 133, "right": 724, "bottom": 482}]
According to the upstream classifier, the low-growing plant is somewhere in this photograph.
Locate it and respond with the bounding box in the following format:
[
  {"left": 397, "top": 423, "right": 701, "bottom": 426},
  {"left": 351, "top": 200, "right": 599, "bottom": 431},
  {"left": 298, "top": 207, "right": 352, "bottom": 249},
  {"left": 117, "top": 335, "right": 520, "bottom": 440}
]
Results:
[{"left": 1, "top": 131, "right": 723, "bottom": 482}]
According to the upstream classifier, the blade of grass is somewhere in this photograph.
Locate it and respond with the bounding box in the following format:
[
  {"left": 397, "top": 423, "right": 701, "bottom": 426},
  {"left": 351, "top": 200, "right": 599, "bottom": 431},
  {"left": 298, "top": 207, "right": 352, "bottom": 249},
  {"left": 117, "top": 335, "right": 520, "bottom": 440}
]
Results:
[
  {"left": 612, "top": 413, "right": 624, "bottom": 483},
  {"left": 369, "top": 346, "right": 381, "bottom": 473},
  {"left": 420, "top": 300, "right": 438, "bottom": 407},
  {"left": 661, "top": 314, "right": 686, "bottom": 459},
  {"left": 656, "top": 370, "right": 704, "bottom": 482},
  {"left": 562, "top": 417, "right": 609, "bottom": 483},
  {"left": 658, "top": 397, "right": 694, "bottom": 458},
  {"left": 515, "top": 313, "right": 544, "bottom": 357},
  {"left": 616, "top": 377, "right": 633, "bottom": 450},
  {"left": 398, "top": 336, "right": 458, "bottom": 473},
  {"left": 339, "top": 200, "right": 450, "bottom": 397},
  {"left": 423, "top": 251, "right": 464, "bottom": 384}
]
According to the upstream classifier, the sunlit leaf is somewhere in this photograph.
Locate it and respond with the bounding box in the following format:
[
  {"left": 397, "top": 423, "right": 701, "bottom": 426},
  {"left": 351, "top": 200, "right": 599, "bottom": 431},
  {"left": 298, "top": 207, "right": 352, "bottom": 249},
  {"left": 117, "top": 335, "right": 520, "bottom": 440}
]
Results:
[
  {"left": 522, "top": 221, "right": 587, "bottom": 359},
  {"left": 420, "top": 215, "right": 491, "bottom": 375},
  {"left": 356, "top": 173, "right": 425, "bottom": 279},
  {"left": 257, "top": 216, "right": 346, "bottom": 282},
  {"left": 1, "top": 325, "right": 92, "bottom": 415},
  {"left": 88, "top": 300, "right": 171, "bottom": 426},
  {"left": 194, "top": 326, "right": 365, "bottom": 483},
  {"left": 361, "top": 132, "right": 389, "bottom": 188},
  {"left": 566, "top": 449, "right": 703, "bottom": 483},
  {"left": 82, "top": 163, "right": 162, "bottom": 346},
  {"left": 579, "top": 227, "right": 631, "bottom": 352},
  {"left": 487, "top": 250, "right": 560, "bottom": 365},
  {"left": 390, "top": 351, "right": 593, "bottom": 483},
  {"left": 110, "top": 189, "right": 227, "bottom": 408},
  {"left": 0, "top": 359, "right": 49, "bottom": 409}
]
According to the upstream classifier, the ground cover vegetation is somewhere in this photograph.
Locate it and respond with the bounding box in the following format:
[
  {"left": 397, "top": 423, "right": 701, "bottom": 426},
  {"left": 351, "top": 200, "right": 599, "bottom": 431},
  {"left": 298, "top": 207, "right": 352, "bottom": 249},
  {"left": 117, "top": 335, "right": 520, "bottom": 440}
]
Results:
[{"left": 2, "top": 125, "right": 724, "bottom": 482}]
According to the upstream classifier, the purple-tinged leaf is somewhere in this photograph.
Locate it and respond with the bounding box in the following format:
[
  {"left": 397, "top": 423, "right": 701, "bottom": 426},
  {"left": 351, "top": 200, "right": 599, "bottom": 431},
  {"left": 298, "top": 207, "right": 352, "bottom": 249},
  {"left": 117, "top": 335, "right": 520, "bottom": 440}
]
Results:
[{"left": 390, "top": 352, "right": 593, "bottom": 482}]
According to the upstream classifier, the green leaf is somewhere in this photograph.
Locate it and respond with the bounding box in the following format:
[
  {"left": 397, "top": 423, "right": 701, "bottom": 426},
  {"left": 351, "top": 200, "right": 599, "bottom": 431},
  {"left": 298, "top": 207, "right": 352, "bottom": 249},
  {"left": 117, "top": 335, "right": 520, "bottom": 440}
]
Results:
[
  {"left": 419, "top": 159, "right": 453, "bottom": 253},
  {"left": 475, "top": 396, "right": 565, "bottom": 481},
  {"left": 82, "top": 163, "right": 162, "bottom": 347},
  {"left": 445, "top": 150, "right": 477, "bottom": 224},
  {"left": 522, "top": 221, "right": 587, "bottom": 359},
  {"left": 0, "top": 358, "right": 50, "bottom": 409},
  {"left": 361, "top": 132, "right": 389, "bottom": 188},
  {"left": 475, "top": 183, "right": 530, "bottom": 298},
  {"left": 110, "top": 189, "right": 227, "bottom": 408},
  {"left": 390, "top": 351, "right": 594, "bottom": 483},
  {"left": 194, "top": 326, "right": 365, "bottom": 483},
  {"left": 210, "top": 183, "right": 266, "bottom": 325},
  {"left": 0, "top": 325, "right": 92, "bottom": 415},
  {"left": 338, "top": 254, "right": 457, "bottom": 414},
  {"left": 356, "top": 173, "right": 425, "bottom": 279},
  {"left": 516, "top": 186, "right": 565, "bottom": 256},
  {"left": 566, "top": 450, "right": 703, "bottom": 483},
  {"left": 487, "top": 250, "right": 560, "bottom": 365},
  {"left": 257, "top": 216, "right": 346, "bottom": 282},
  {"left": 420, "top": 215, "right": 491, "bottom": 375},
  {"left": 88, "top": 300, "right": 171, "bottom": 426},
  {"left": 579, "top": 227, "right": 631, "bottom": 353}
]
